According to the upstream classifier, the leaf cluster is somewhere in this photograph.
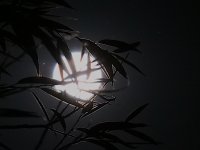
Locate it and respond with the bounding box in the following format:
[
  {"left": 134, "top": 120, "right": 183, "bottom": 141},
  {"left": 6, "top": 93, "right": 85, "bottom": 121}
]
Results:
[{"left": 0, "top": 1, "right": 156, "bottom": 150}]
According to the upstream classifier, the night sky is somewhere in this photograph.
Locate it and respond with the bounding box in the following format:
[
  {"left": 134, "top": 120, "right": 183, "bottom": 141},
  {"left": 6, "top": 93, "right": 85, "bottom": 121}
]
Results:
[{"left": 1, "top": 0, "right": 200, "bottom": 150}]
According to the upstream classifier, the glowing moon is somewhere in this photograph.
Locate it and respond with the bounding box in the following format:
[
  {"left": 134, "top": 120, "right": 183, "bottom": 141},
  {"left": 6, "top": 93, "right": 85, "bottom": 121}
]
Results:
[{"left": 52, "top": 52, "right": 103, "bottom": 101}]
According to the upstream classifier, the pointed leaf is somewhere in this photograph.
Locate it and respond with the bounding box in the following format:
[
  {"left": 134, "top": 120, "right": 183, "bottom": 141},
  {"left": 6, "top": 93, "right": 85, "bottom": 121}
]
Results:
[
  {"left": 36, "top": 16, "right": 73, "bottom": 31},
  {"left": 99, "top": 39, "right": 141, "bottom": 53},
  {"left": 82, "top": 102, "right": 109, "bottom": 118},
  {"left": 89, "top": 122, "right": 145, "bottom": 133},
  {"left": 113, "top": 54, "right": 145, "bottom": 75},
  {"left": 0, "top": 142, "right": 11, "bottom": 150},
  {"left": 0, "top": 108, "right": 40, "bottom": 118},
  {"left": 57, "top": 37, "right": 77, "bottom": 81},
  {"left": 32, "top": 26, "right": 69, "bottom": 74},
  {"left": 80, "top": 45, "right": 86, "bottom": 61},
  {"left": 50, "top": 108, "right": 66, "bottom": 131},
  {"left": 108, "top": 53, "right": 127, "bottom": 78},
  {"left": 99, "top": 39, "right": 130, "bottom": 47},
  {"left": 64, "top": 68, "right": 101, "bottom": 80},
  {"left": 58, "top": 64, "right": 64, "bottom": 81},
  {"left": 0, "top": 66, "right": 11, "bottom": 76},
  {"left": 17, "top": 76, "right": 71, "bottom": 85},
  {"left": 125, "top": 104, "right": 149, "bottom": 122},
  {"left": 32, "top": 92, "right": 50, "bottom": 121},
  {"left": 125, "top": 129, "right": 157, "bottom": 144},
  {"left": 87, "top": 53, "right": 92, "bottom": 79},
  {"left": 12, "top": 22, "right": 39, "bottom": 74},
  {"left": 77, "top": 38, "right": 114, "bottom": 78},
  {"left": 41, "top": 88, "right": 83, "bottom": 108},
  {"left": 82, "top": 101, "right": 93, "bottom": 113},
  {"left": 84, "top": 139, "right": 119, "bottom": 150},
  {"left": 100, "top": 133, "right": 136, "bottom": 148}
]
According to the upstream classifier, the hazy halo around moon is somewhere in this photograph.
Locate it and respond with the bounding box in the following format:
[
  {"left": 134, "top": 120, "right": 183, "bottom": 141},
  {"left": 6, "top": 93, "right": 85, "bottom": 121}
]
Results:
[{"left": 52, "top": 52, "right": 103, "bottom": 101}]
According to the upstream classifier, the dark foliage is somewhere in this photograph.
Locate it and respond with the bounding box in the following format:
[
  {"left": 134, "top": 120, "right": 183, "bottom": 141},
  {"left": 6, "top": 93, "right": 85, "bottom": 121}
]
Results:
[{"left": 0, "top": 0, "right": 156, "bottom": 150}]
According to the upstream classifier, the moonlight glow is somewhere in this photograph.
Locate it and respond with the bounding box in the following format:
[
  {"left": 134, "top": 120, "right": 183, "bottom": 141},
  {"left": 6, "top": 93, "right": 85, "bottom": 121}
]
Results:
[{"left": 52, "top": 52, "right": 103, "bottom": 101}]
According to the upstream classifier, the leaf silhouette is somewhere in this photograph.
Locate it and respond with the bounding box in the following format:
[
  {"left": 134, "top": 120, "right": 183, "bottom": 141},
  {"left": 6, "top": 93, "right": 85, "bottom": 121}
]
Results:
[
  {"left": 82, "top": 102, "right": 109, "bottom": 118},
  {"left": 0, "top": 37, "right": 6, "bottom": 51},
  {"left": 58, "top": 64, "right": 64, "bottom": 81},
  {"left": 87, "top": 53, "right": 92, "bottom": 79},
  {"left": 64, "top": 68, "right": 101, "bottom": 80},
  {"left": 17, "top": 76, "right": 71, "bottom": 85},
  {"left": 83, "top": 90, "right": 116, "bottom": 102},
  {"left": 0, "top": 142, "right": 11, "bottom": 150},
  {"left": 80, "top": 45, "right": 86, "bottom": 61},
  {"left": 82, "top": 101, "right": 93, "bottom": 113},
  {"left": 107, "top": 52, "right": 127, "bottom": 78},
  {"left": 78, "top": 38, "right": 130, "bottom": 79},
  {"left": 77, "top": 38, "right": 114, "bottom": 78},
  {"left": 125, "top": 103, "right": 149, "bottom": 122},
  {"left": 0, "top": 66, "right": 11, "bottom": 76},
  {"left": 99, "top": 39, "right": 141, "bottom": 53},
  {"left": 0, "top": 51, "right": 19, "bottom": 60},
  {"left": 99, "top": 132, "right": 136, "bottom": 149},
  {"left": 11, "top": 20, "right": 39, "bottom": 74},
  {"left": 113, "top": 42, "right": 141, "bottom": 53},
  {"left": 96, "top": 94, "right": 116, "bottom": 102},
  {"left": 0, "top": 108, "right": 40, "bottom": 118},
  {"left": 0, "top": 88, "right": 27, "bottom": 98},
  {"left": 0, "top": 28, "right": 21, "bottom": 48},
  {"left": 50, "top": 108, "right": 66, "bottom": 131},
  {"left": 113, "top": 54, "right": 145, "bottom": 75},
  {"left": 84, "top": 139, "right": 119, "bottom": 150},
  {"left": 32, "top": 92, "right": 50, "bottom": 121},
  {"left": 35, "top": 16, "right": 73, "bottom": 31},
  {"left": 32, "top": 26, "right": 69, "bottom": 74},
  {"left": 41, "top": 88, "right": 83, "bottom": 108},
  {"left": 89, "top": 122, "right": 146, "bottom": 133},
  {"left": 125, "top": 129, "right": 157, "bottom": 145},
  {"left": 57, "top": 37, "right": 77, "bottom": 82}
]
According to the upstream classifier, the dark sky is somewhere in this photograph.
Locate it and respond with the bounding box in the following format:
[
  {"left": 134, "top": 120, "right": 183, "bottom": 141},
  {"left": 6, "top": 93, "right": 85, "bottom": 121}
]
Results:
[{"left": 1, "top": 0, "right": 200, "bottom": 150}]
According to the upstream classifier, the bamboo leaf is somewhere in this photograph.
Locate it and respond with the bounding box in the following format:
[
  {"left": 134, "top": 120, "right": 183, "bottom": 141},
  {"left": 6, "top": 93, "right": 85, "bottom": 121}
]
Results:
[
  {"left": 0, "top": 38, "right": 6, "bottom": 51},
  {"left": 125, "top": 129, "right": 157, "bottom": 145},
  {"left": 58, "top": 64, "right": 64, "bottom": 81},
  {"left": 113, "top": 54, "right": 145, "bottom": 75},
  {"left": 84, "top": 139, "right": 119, "bottom": 150},
  {"left": 82, "top": 102, "right": 109, "bottom": 118},
  {"left": 0, "top": 108, "right": 41, "bottom": 118},
  {"left": 0, "top": 142, "right": 11, "bottom": 150},
  {"left": 17, "top": 76, "right": 71, "bottom": 85},
  {"left": 89, "top": 122, "right": 146, "bottom": 133},
  {"left": 36, "top": 16, "right": 73, "bottom": 31},
  {"left": 57, "top": 37, "right": 77, "bottom": 81},
  {"left": 87, "top": 53, "right": 92, "bottom": 79},
  {"left": 32, "top": 92, "right": 50, "bottom": 121},
  {"left": 64, "top": 68, "right": 101, "bottom": 80},
  {"left": 0, "top": 66, "right": 11, "bottom": 76},
  {"left": 108, "top": 52, "right": 127, "bottom": 78},
  {"left": 41, "top": 88, "right": 84, "bottom": 108},
  {"left": 80, "top": 45, "right": 86, "bottom": 61},
  {"left": 77, "top": 38, "right": 114, "bottom": 79},
  {"left": 50, "top": 108, "right": 66, "bottom": 131},
  {"left": 11, "top": 21, "right": 39, "bottom": 74},
  {"left": 125, "top": 104, "right": 149, "bottom": 122},
  {"left": 82, "top": 101, "right": 93, "bottom": 113},
  {"left": 99, "top": 39, "right": 141, "bottom": 53},
  {"left": 99, "top": 132, "right": 136, "bottom": 149},
  {"left": 32, "top": 26, "right": 69, "bottom": 75}
]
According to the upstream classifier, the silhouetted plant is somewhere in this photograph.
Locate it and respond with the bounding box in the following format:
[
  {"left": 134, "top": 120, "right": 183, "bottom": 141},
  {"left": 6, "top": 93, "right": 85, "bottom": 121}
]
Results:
[{"left": 0, "top": 0, "right": 157, "bottom": 150}]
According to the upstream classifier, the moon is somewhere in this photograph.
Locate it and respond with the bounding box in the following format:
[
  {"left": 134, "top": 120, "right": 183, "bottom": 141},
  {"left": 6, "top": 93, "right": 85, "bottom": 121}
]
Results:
[{"left": 52, "top": 52, "right": 103, "bottom": 101}]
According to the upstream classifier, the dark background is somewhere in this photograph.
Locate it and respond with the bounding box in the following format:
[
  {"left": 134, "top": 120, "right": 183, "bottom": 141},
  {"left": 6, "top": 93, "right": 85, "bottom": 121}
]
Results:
[{"left": 1, "top": 0, "right": 200, "bottom": 150}]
